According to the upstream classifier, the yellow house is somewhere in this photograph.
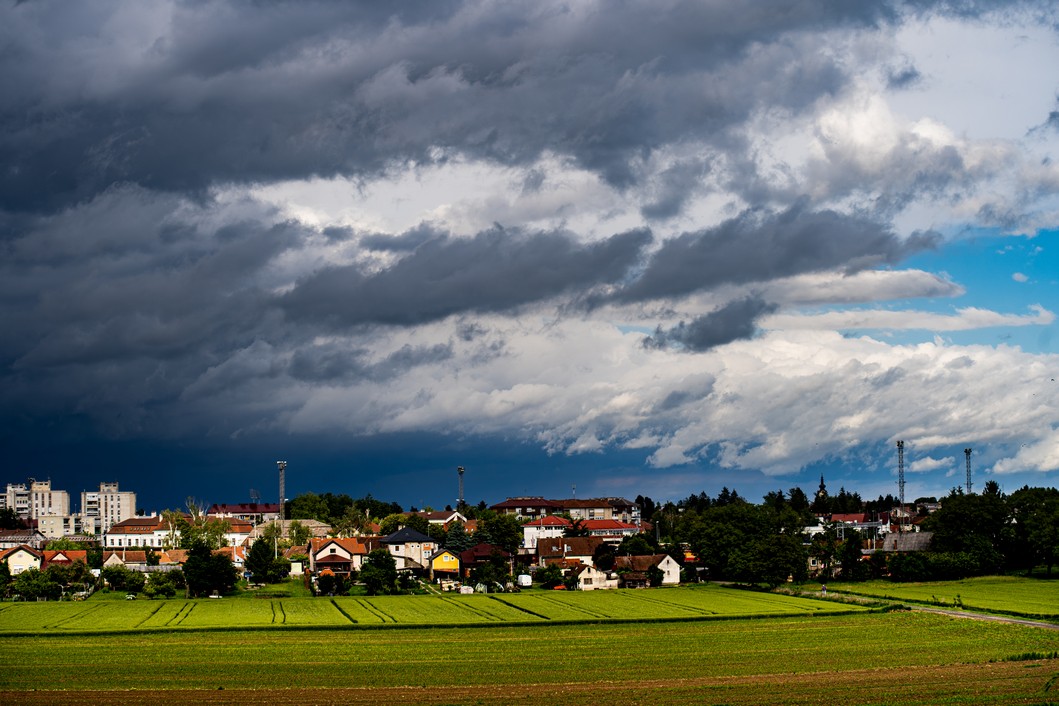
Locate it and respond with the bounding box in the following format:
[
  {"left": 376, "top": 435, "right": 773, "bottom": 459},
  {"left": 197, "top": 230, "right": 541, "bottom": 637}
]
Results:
[{"left": 429, "top": 549, "right": 460, "bottom": 581}]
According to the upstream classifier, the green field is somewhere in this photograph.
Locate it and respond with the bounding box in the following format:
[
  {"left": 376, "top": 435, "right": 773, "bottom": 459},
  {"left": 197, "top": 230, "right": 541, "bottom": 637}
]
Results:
[
  {"left": 829, "top": 575, "right": 1059, "bottom": 619},
  {"left": 1, "top": 612, "right": 1057, "bottom": 705},
  {"left": 2, "top": 581, "right": 1058, "bottom": 704},
  {"left": 0, "top": 583, "right": 860, "bottom": 634}
]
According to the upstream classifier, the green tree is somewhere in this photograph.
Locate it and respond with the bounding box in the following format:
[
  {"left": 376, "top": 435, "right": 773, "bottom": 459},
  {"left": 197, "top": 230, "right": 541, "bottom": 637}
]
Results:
[
  {"left": 809, "top": 524, "right": 841, "bottom": 580},
  {"left": 593, "top": 542, "right": 616, "bottom": 572},
  {"left": 476, "top": 514, "right": 522, "bottom": 554},
  {"left": 0, "top": 561, "right": 12, "bottom": 597},
  {"left": 160, "top": 509, "right": 183, "bottom": 550},
  {"left": 470, "top": 549, "right": 510, "bottom": 587},
  {"left": 564, "top": 518, "right": 590, "bottom": 537},
  {"left": 143, "top": 571, "right": 179, "bottom": 599},
  {"left": 443, "top": 522, "right": 475, "bottom": 553},
  {"left": 287, "top": 519, "right": 311, "bottom": 546},
  {"left": 288, "top": 492, "right": 330, "bottom": 522},
  {"left": 923, "top": 486, "right": 1006, "bottom": 575},
  {"left": 13, "top": 568, "right": 62, "bottom": 600},
  {"left": 617, "top": 534, "right": 655, "bottom": 556},
  {"left": 246, "top": 538, "right": 283, "bottom": 584},
  {"left": 838, "top": 529, "right": 868, "bottom": 581},
  {"left": 535, "top": 564, "right": 563, "bottom": 588},
  {"left": 182, "top": 541, "right": 237, "bottom": 597},
  {"left": 378, "top": 513, "right": 406, "bottom": 536},
  {"left": 359, "top": 549, "right": 398, "bottom": 596},
  {"left": 101, "top": 565, "right": 146, "bottom": 594},
  {"left": 402, "top": 513, "right": 430, "bottom": 535},
  {"left": 0, "top": 507, "right": 23, "bottom": 530},
  {"left": 332, "top": 507, "right": 372, "bottom": 537},
  {"left": 179, "top": 516, "right": 231, "bottom": 550},
  {"left": 44, "top": 537, "right": 82, "bottom": 551}
]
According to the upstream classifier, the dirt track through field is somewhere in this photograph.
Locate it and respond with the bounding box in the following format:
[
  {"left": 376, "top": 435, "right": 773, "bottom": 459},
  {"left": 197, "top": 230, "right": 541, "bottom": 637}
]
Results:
[
  {"left": 4, "top": 660, "right": 1057, "bottom": 706},
  {"left": 911, "top": 605, "right": 1059, "bottom": 630}
]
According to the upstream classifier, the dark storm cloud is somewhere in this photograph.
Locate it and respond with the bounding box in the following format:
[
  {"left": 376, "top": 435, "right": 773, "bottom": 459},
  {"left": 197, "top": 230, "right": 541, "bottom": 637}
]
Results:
[
  {"left": 640, "top": 158, "right": 712, "bottom": 221},
  {"left": 288, "top": 342, "right": 453, "bottom": 383},
  {"left": 611, "top": 202, "right": 938, "bottom": 304},
  {"left": 282, "top": 226, "right": 652, "bottom": 327},
  {"left": 361, "top": 224, "right": 442, "bottom": 252},
  {"left": 0, "top": 0, "right": 911, "bottom": 213},
  {"left": 643, "top": 296, "right": 778, "bottom": 352},
  {"left": 0, "top": 189, "right": 299, "bottom": 431}
]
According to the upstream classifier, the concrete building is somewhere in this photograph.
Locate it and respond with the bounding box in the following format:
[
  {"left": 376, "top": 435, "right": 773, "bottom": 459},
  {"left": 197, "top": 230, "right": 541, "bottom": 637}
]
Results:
[
  {"left": 80, "top": 482, "right": 136, "bottom": 535},
  {"left": 2, "top": 480, "right": 70, "bottom": 521}
]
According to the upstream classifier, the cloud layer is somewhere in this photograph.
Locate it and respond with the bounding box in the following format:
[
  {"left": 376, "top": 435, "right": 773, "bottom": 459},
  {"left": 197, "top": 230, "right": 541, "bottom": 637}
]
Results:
[{"left": 2, "top": 0, "right": 1058, "bottom": 500}]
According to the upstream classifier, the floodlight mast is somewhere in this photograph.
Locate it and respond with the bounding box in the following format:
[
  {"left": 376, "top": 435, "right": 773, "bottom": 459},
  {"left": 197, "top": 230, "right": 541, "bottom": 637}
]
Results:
[
  {"left": 457, "top": 466, "right": 465, "bottom": 510},
  {"left": 896, "top": 440, "right": 905, "bottom": 531},
  {"left": 277, "top": 460, "right": 287, "bottom": 521}
]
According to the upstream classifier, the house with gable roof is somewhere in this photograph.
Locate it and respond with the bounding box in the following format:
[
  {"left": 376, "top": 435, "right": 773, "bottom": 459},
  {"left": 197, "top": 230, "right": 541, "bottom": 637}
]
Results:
[
  {"left": 428, "top": 548, "right": 461, "bottom": 581},
  {"left": 614, "top": 554, "right": 681, "bottom": 586},
  {"left": 40, "top": 549, "right": 88, "bottom": 571},
  {"left": 535, "top": 536, "right": 606, "bottom": 568},
  {"left": 381, "top": 527, "right": 437, "bottom": 571},
  {"left": 407, "top": 510, "right": 468, "bottom": 527},
  {"left": 307, "top": 537, "right": 375, "bottom": 577},
  {"left": 522, "top": 515, "right": 570, "bottom": 551},
  {"left": 0, "top": 545, "right": 42, "bottom": 574},
  {"left": 570, "top": 563, "right": 618, "bottom": 591}
]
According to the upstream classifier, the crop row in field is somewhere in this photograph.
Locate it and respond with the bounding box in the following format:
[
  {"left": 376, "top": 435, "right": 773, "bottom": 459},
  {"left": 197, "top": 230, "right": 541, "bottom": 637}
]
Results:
[
  {"left": 0, "top": 585, "right": 865, "bottom": 634},
  {"left": 1, "top": 612, "right": 1056, "bottom": 698},
  {"left": 830, "top": 575, "right": 1059, "bottom": 618}
]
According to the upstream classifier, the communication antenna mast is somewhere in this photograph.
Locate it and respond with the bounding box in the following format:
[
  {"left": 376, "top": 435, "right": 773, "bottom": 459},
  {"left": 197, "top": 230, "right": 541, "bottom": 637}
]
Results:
[
  {"left": 964, "top": 448, "right": 973, "bottom": 494},
  {"left": 571, "top": 483, "right": 576, "bottom": 498},
  {"left": 896, "top": 440, "right": 905, "bottom": 530},
  {"left": 277, "top": 460, "right": 287, "bottom": 521},
  {"left": 457, "top": 466, "right": 465, "bottom": 509}
]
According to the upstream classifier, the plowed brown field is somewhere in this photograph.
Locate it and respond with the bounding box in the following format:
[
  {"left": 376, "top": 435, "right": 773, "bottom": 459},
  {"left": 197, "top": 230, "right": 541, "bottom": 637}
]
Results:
[{"left": 4, "top": 661, "right": 1057, "bottom": 705}]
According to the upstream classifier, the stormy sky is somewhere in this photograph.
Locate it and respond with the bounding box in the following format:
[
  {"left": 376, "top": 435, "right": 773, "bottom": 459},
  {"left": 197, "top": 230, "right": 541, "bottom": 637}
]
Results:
[{"left": 2, "top": 0, "right": 1058, "bottom": 512}]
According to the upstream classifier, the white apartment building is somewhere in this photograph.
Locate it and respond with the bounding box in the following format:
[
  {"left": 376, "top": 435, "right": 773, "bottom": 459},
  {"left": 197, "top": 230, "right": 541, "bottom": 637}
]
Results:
[
  {"left": 2, "top": 480, "right": 70, "bottom": 521},
  {"left": 81, "top": 482, "right": 136, "bottom": 534}
]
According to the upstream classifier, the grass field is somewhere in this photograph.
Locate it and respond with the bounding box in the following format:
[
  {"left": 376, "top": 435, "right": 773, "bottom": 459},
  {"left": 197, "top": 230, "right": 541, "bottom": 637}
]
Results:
[
  {"left": 828, "top": 575, "right": 1059, "bottom": 619},
  {"left": 0, "top": 583, "right": 864, "bottom": 634},
  {"left": 2, "top": 580, "right": 1058, "bottom": 704},
  {"left": 1, "top": 612, "right": 1057, "bottom": 705}
]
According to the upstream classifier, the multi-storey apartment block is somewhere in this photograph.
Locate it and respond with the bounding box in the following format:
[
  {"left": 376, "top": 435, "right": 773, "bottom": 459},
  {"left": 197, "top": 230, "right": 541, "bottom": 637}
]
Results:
[{"left": 80, "top": 482, "right": 136, "bottom": 535}]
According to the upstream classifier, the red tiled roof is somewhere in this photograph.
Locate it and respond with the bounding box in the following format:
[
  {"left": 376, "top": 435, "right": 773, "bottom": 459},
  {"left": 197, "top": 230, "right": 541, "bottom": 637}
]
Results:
[
  {"left": 0, "top": 545, "right": 42, "bottom": 561},
  {"left": 524, "top": 515, "right": 571, "bottom": 528},
  {"left": 41, "top": 550, "right": 88, "bottom": 565},
  {"left": 581, "top": 519, "right": 638, "bottom": 531}
]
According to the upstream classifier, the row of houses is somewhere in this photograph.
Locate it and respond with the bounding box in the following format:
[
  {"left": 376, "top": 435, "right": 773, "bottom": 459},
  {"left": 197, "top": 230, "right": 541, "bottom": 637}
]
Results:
[
  {"left": 0, "top": 545, "right": 248, "bottom": 576},
  {"left": 304, "top": 529, "right": 680, "bottom": 590}
]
